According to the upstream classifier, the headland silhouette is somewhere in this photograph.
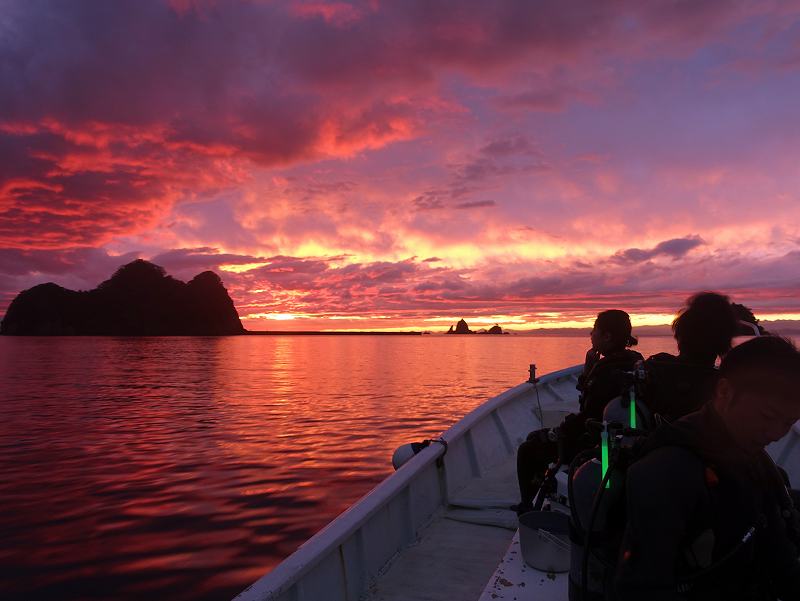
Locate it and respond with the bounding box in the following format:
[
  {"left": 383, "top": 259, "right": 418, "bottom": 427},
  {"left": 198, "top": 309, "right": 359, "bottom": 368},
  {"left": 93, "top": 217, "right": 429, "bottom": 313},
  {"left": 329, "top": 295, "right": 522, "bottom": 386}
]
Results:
[{"left": 0, "top": 260, "right": 245, "bottom": 336}]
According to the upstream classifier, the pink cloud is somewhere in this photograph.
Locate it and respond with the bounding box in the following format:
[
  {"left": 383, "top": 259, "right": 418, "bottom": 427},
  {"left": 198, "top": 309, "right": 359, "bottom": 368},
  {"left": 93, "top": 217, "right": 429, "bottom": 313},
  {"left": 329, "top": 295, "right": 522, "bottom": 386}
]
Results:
[
  {"left": 289, "top": 1, "right": 368, "bottom": 26},
  {"left": 2, "top": 1, "right": 800, "bottom": 326}
]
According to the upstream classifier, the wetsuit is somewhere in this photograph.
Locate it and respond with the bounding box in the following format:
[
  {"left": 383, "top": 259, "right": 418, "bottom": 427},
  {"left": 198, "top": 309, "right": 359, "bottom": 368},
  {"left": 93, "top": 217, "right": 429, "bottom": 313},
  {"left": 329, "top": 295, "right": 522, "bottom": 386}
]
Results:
[
  {"left": 615, "top": 405, "right": 800, "bottom": 601},
  {"left": 514, "top": 348, "right": 643, "bottom": 510},
  {"left": 641, "top": 352, "right": 718, "bottom": 422}
]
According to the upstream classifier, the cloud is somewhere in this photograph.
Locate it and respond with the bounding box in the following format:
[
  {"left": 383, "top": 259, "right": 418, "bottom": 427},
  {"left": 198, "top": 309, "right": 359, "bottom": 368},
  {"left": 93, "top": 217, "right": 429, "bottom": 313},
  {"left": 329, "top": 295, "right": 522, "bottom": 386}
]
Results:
[
  {"left": 0, "top": 122, "right": 236, "bottom": 249},
  {"left": 611, "top": 235, "right": 706, "bottom": 264},
  {"left": 478, "top": 136, "right": 540, "bottom": 157},
  {"left": 2, "top": 0, "right": 778, "bottom": 248},
  {"left": 454, "top": 200, "right": 497, "bottom": 209},
  {"left": 2, "top": 1, "right": 800, "bottom": 326},
  {"left": 410, "top": 134, "right": 546, "bottom": 213},
  {"left": 2, "top": 241, "right": 799, "bottom": 325}
]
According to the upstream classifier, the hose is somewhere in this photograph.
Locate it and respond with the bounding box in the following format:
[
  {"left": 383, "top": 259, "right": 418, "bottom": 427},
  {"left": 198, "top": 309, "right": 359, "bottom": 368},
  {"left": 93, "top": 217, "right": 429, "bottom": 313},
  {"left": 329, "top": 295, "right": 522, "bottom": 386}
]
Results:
[
  {"left": 581, "top": 453, "right": 614, "bottom": 601},
  {"left": 675, "top": 515, "right": 764, "bottom": 592}
]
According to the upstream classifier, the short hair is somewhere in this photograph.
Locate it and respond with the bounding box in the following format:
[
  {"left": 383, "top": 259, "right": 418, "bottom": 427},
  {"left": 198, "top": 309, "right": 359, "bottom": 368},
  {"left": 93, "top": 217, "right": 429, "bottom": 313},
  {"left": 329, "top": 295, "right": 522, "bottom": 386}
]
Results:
[
  {"left": 672, "top": 292, "right": 737, "bottom": 357},
  {"left": 719, "top": 336, "right": 800, "bottom": 397},
  {"left": 595, "top": 309, "right": 637, "bottom": 348}
]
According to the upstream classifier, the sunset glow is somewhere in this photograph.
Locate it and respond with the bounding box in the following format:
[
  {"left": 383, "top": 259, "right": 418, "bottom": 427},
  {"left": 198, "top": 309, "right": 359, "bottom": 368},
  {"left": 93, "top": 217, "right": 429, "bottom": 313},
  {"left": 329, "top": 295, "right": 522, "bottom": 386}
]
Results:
[{"left": 2, "top": 1, "right": 800, "bottom": 331}]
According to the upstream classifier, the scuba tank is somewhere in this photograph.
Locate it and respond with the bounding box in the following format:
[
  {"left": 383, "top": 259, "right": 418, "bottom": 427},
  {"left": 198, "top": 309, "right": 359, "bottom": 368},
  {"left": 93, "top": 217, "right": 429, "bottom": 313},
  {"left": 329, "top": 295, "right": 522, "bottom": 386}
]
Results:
[
  {"left": 602, "top": 361, "right": 654, "bottom": 430},
  {"left": 568, "top": 367, "right": 654, "bottom": 601},
  {"left": 567, "top": 423, "right": 628, "bottom": 601},
  {"left": 568, "top": 456, "right": 622, "bottom": 600},
  {"left": 567, "top": 364, "right": 663, "bottom": 600}
]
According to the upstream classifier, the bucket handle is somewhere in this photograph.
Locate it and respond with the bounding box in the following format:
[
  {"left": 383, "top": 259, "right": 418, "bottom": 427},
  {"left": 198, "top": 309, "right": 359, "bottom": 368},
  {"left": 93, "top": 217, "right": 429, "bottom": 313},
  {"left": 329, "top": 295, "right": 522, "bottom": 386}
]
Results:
[{"left": 537, "top": 528, "right": 570, "bottom": 551}]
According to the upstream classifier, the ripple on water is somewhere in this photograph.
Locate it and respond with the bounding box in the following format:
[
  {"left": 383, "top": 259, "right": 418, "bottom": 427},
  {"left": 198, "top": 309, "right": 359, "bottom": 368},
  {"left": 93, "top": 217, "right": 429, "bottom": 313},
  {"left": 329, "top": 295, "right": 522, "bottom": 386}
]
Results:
[{"left": 0, "top": 334, "right": 676, "bottom": 600}]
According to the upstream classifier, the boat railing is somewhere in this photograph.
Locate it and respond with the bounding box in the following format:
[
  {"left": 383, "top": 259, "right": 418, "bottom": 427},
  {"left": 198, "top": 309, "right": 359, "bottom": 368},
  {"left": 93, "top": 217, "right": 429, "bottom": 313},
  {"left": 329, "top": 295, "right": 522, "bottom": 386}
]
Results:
[{"left": 234, "top": 365, "right": 582, "bottom": 601}]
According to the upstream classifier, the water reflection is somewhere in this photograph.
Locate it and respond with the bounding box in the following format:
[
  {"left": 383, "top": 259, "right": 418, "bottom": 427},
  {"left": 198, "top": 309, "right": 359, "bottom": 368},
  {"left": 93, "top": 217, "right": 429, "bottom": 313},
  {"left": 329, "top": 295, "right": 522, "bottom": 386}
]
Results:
[{"left": 0, "top": 335, "right": 675, "bottom": 600}]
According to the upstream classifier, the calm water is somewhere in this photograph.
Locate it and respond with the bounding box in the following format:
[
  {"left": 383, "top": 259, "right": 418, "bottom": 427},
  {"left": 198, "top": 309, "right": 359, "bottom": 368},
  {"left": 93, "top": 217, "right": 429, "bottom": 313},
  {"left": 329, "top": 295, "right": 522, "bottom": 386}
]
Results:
[{"left": 0, "top": 335, "right": 675, "bottom": 600}]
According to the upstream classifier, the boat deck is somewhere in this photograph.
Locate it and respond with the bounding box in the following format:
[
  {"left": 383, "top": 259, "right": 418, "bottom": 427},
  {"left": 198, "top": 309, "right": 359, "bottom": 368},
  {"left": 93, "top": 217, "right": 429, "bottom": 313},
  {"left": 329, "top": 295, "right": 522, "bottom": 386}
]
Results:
[
  {"left": 365, "top": 463, "right": 520, "bottom": 601},
  {"left": 478, "top": 531, "right": 566, "bottom": 601},
  {"left": 364, "top": 517, "right": 514, "bottom": 601},
  {"left": 364, "top": 378, "right": 578, "bottom": 601},
  {"left": 365, "top": 385, "right": 578, "bottom": 601}
]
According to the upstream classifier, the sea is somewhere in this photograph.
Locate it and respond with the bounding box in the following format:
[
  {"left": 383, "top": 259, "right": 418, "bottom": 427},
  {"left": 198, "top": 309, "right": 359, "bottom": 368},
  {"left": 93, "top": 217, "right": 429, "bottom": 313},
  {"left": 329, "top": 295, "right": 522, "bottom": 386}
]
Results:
[{"left": 0, "top": 334, "right": 677, "bottom": 600}]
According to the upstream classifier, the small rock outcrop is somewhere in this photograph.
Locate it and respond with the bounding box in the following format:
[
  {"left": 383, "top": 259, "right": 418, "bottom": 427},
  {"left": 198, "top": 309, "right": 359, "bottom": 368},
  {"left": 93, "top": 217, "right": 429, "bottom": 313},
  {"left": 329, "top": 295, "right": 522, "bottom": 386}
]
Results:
[
  {"left": 1, "top": 259, "right": 245, "bottom": 336},
  {"left": 487, "top": 324, "right": 503, "bottom": 335},
  {"left": 446, "top": 319, "right": 473, "bottom": 334}
]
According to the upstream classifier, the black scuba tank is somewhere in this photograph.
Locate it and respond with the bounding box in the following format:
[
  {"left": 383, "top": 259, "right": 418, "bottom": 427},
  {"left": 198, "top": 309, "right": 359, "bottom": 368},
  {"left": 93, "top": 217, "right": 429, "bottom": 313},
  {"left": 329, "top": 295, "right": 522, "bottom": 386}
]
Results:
[{"left": 567, "top": 452, "right": 625, "bottom": 600}]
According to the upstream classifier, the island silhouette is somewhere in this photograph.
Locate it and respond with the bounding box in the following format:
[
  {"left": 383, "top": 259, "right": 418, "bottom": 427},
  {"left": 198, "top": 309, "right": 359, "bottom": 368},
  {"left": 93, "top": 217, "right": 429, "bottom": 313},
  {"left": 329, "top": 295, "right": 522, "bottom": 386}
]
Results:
[
  {"left": 445, "top": 319, "right": 505, "bottom": 334},
  {"left": 0, "top": 259, "right": 245, "bottom": 336}
]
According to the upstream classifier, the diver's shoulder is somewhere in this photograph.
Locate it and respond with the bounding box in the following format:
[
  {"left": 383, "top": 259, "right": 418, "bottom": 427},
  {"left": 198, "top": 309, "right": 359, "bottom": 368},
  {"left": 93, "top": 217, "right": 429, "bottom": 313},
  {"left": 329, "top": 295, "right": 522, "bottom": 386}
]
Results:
[
  {"left": 628, "top": 444, "right": 705, "bottom": 488},
  {"left": 598, "top": 348, "right": 644, "bottom": 368},
  {"left": 644, "top": 352, "right": 679, "bottom": 364}
]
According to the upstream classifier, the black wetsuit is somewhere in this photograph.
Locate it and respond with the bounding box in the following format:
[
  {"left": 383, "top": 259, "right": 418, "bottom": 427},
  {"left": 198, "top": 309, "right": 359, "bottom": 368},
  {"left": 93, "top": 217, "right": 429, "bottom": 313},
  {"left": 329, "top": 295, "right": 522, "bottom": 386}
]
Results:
[
  {"left": 615, "top": 405, "right": 800, "bottom": 601},
  {"left": 514, "top": 348, "right": 643, "bottom": 509},
  {"left": 641, "top": 352, "right": 718, "bottom": 422}
]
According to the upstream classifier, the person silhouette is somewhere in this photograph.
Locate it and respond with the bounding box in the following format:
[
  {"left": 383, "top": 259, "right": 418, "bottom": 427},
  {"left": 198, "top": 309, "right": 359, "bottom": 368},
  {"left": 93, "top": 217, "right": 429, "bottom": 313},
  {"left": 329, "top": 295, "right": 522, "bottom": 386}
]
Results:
[
  {"left": 511, "top": 310, "right": 643, "bottom": 515},
  {"left": 640, "top": 292, "right": 739, "bottom": 422},
  {"left": 616, "top": 336, "right": 800, "bottom": 601}
]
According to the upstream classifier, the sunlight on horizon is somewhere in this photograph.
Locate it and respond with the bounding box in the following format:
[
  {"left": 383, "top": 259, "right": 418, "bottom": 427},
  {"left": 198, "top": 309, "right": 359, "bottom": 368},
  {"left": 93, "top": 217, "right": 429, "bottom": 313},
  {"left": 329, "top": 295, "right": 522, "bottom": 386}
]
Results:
[{"left": 239, "top": 310, "right": 800, "bottom": 332}]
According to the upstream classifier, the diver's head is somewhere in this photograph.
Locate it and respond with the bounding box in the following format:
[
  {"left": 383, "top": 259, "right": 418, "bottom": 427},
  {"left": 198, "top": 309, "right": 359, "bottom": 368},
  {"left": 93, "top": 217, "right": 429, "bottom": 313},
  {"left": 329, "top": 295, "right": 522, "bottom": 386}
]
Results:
[
  {"left": 591, "top": 309, "right": 637, "bottom": 355},
  {"left": 672, "top": 292, "right": 738, "bottom": 362},
  {"left": 712, "top": 336, "right": 800, "bottom": 453}
]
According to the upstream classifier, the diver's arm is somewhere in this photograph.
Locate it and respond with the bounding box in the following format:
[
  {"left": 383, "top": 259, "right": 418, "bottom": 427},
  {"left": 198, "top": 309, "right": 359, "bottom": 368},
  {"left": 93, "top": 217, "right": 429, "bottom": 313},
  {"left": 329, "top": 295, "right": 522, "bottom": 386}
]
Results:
[
  {"left": 577, "top": 348, "right": 600, "bottom": 391},
  {"left": 615, "top": 447, "right": 706, "bottom": 601}
]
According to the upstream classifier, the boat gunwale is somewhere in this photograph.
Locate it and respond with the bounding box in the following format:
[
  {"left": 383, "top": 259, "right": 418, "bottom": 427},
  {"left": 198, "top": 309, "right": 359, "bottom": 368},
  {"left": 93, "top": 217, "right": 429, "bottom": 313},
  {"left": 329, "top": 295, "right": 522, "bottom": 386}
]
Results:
[{"left": 234, "top": 364, "right": 582, "bottom": 600}]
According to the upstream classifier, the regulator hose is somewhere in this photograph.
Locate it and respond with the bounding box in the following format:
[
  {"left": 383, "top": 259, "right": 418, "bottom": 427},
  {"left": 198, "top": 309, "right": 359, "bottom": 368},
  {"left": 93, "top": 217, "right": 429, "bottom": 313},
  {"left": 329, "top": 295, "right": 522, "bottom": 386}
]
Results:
[
  {"left": 581, "top": 453, "right": 615, "bottom": 601},
  {"left": 675, "top": 515, "right": 765, "bottom": 593}
]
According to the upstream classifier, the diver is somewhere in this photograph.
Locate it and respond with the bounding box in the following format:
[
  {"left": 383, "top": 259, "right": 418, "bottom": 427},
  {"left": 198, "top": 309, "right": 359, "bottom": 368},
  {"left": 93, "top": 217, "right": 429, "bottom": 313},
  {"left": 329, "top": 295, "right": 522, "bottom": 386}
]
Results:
[
  {"left": 511, "top": 309, "right": 642, "bottom": 515},
  {"left": 641, "top": 291, "right": 739, "bottom": 422},
  {"left": 615, "top": 336, "right": 800, "bottom": 601}
]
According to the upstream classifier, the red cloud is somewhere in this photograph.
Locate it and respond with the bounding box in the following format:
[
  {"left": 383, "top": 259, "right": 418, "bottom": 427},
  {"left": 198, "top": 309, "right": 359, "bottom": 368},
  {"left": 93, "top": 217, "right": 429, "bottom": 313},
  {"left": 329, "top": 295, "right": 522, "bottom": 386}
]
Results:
[
  {"left": 2, "top": 0, "right": 800, "bottom": 325},
  {"left": 2, "top": 243, "right": 799, "bottom": 325}
]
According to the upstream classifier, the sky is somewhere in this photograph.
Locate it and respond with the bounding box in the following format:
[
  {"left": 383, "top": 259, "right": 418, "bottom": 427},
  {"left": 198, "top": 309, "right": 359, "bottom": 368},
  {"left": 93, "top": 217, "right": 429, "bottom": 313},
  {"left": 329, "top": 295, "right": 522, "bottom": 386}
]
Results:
[{"left": 2, "top": 0, "right": 800, "bottom": 332}]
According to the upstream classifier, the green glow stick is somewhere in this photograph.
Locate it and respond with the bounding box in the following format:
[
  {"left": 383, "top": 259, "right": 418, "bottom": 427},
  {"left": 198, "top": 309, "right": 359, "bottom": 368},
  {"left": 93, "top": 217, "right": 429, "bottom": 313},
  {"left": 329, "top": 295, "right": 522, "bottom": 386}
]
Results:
[
  {"left": 601, "top": 430, "right": 610, "bottom": 489},
  {"left": 629, "top": 388, "right": 637, "bottom": 430}
]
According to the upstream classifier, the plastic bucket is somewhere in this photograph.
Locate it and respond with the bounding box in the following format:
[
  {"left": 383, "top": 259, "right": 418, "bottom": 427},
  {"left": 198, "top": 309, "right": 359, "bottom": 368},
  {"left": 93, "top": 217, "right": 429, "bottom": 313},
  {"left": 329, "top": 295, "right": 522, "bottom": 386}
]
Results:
[{"left": 518, "top": 510, "right": 571, "bottom": 572}]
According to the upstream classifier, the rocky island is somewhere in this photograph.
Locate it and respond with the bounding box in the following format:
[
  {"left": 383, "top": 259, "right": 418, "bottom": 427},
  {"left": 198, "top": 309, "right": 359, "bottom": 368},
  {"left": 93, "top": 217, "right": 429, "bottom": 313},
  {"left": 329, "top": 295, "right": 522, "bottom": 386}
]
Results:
[
  {"left": 445, "top": 319, "right": 505, "bottom": 334},
  {"left": 0, "top": 259, "right": 245, "bottom": 336}
]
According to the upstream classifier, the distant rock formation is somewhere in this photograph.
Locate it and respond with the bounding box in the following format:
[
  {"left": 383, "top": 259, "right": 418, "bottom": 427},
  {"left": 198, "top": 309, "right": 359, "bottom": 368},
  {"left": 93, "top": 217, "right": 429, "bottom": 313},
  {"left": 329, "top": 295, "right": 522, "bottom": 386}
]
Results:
[
  {"left": 1, "top": 259, "right": 245, "bottom": 336},
  {"left": 444, "top": 320, "right": 507, "bottom": 334},
  {"left": 454, "top": 319, "right": 471, "bottom": 334},
  {"left": 445, "top": 319, "right": 473, "bottom": 334}
]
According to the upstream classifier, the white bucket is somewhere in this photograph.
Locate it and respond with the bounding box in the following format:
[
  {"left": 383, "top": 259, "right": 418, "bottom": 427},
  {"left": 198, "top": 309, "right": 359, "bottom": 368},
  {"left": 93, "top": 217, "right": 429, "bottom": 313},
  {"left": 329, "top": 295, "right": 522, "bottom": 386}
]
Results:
[{"left": 518, "top": 510, "right": 571, "bottom": 573}]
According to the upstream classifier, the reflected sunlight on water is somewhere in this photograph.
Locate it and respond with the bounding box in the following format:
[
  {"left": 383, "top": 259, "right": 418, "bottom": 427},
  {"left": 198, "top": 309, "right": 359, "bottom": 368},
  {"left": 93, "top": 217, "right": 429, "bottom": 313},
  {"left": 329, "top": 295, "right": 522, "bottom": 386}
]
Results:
[{"left": 0, "top": 335, "right": 675, "bottom": 600}]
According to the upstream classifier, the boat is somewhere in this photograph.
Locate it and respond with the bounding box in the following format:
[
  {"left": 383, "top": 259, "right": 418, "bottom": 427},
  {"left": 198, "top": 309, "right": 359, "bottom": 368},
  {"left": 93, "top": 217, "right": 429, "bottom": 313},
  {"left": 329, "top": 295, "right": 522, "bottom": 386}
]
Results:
[{"left": 234, "top": 363, "right": 800, "bottom": 601}]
